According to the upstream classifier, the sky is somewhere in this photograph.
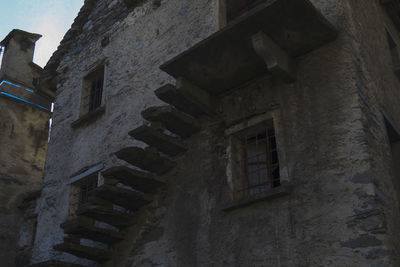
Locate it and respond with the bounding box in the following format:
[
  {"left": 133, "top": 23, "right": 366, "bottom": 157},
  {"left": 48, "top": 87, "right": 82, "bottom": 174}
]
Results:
[{"left": 0, "top": 0, "right": 84, "bottom": 67}]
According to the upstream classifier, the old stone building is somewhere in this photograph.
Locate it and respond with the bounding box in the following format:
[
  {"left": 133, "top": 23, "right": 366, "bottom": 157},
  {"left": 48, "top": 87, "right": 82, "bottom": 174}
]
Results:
[
  {"left": 0, "top": 30, "right": 52, "bottom": 267},
  {"left": 25, "top": 0, "right": 400, "bottom": 266}
]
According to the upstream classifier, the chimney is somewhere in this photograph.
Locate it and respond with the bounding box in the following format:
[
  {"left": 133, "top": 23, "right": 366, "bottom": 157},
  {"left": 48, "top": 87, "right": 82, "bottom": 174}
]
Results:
[{"left": 0, "top": 29, "right": 42, "bottom": 88}]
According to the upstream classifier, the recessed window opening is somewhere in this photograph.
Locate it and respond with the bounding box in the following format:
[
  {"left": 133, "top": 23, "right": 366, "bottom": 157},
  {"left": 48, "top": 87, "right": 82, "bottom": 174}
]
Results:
[
  {"left": 386, "top": 30, "right": 400, "bottom": 77},
  {"left": 88, "top": 68, "right": 104, "bottom": 112},
  {"left": 78, "top": 173, "right": 99, "bottom": 206},
  {"left": 81, "top": 65, "right": 104, "bottom": 115},
  {"left": 226, "top": 0, "right": 264, "bottom": 23},
  {"left": 237, "top": 124, "right": 280, "bottom": 198}
]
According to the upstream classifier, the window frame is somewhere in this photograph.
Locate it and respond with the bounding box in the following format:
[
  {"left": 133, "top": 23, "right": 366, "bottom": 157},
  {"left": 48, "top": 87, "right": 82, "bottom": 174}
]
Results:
[
  {"left": 217, "top": 0, "right": 265, "bottom": 29},
  {"left": 67, "top": 163, "right": 104, "bottom": 216},
  {"left": 80, "top": 63, "right": 106, "bottom": 117},
  {"left": 225, "top": 110, "right": 290, "bottom": 205}
]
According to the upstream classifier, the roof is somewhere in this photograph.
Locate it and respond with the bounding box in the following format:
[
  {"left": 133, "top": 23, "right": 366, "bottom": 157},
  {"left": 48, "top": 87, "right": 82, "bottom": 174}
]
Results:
[{"left": 0, "top": 29, "right": 42, "bottom": 46}]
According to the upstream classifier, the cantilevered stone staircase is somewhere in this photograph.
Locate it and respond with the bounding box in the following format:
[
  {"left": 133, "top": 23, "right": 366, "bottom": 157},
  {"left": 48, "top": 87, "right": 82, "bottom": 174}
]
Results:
[
  {"left": 44, "top": 83, "right": 206, "bottom": 266},
  {"left": 32, "top": 1, "right": 338, "bottom": 264}
]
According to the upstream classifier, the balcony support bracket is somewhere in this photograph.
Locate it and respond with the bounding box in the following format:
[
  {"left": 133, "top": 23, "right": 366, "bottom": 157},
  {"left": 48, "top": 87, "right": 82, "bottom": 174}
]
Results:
[{"left": 251, "top": 31, "right": 296, "bottom": 83}]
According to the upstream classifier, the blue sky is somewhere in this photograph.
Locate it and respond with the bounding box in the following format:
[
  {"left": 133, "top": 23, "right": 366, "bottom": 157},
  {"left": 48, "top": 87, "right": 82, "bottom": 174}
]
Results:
[{"left": 0, "top": 0, "right": 84, "bottom": 67}]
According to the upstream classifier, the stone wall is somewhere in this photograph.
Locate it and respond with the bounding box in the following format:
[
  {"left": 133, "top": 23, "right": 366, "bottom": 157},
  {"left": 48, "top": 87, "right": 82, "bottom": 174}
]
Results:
[
  {"left": 32, "top": 0, "right": 219, "bottom": 264},
  {"left": 32, "top": 0, "right": 400, "bottom": 266},
  {"left": 0, "top": 95, "right": 50, "bottom": 266}
]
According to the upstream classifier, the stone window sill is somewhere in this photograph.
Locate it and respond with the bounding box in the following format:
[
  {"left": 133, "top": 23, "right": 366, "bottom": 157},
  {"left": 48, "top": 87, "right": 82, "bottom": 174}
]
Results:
[
  {"left": 222, "top": 182, "right": 293, "bottom": 211},
  {"left": 71, "top": 106, "right": 105, "bottom": 129}
]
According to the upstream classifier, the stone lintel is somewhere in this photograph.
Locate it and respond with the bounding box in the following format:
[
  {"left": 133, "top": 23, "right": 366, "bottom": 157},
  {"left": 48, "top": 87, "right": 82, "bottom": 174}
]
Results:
[{"left": 251, "top": 31, "right": 296, "bottom": 83}]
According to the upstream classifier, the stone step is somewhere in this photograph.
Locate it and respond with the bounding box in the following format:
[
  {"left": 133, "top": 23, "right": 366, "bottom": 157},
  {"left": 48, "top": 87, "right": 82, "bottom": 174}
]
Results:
[
  {"left": 129, "top": 125, "right": 187, "bottom": 156},
  {"left": 54, "top": 240, "right": 111, "bottom": 263},
  {"left": 141, "top": 105, "right": 200, "bottom": 138},
  {"left": 30, "top": 260, "right": 86, "bottom": 267},
  {"left": 77, "top": 197, "right": 133, "bottom": 228},
  {"left": 61, "top": 216, "right": 125, "bottom": 245},
  {"left": 89, "top": 184, "right": 152, "bottom": 211},
  {"left": 115, "top": 146, "right": 176, "bottom": 175},
  {"left": 102, "top": 166, "right": 164, "bottom": 193},
  {"left": 154, "top": 79, "right": 216, "bottom": 117}
]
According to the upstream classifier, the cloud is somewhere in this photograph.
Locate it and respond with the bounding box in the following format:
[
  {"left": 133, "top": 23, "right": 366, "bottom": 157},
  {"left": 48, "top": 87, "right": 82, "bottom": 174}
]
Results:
[
  {"left": 25, "top": 1, "right": 83, "bottom": 67},
  {"left": 30, "top": 15, "right": 66, "bottom": 67},
  {"left": 0, "top": 1, "right": 83, "bottom": 68}
]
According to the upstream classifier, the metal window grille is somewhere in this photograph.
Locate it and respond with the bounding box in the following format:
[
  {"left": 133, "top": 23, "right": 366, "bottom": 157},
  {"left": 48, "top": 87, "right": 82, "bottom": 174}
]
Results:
[
  {"left": 238, "top": 126, "right": 280, "bottom": 198},
  {"left": 79, "top": 174, "right": 98, "bottom": 206},
  {"left": 88, "top": 75, "right": 103, "bottom": 112}
]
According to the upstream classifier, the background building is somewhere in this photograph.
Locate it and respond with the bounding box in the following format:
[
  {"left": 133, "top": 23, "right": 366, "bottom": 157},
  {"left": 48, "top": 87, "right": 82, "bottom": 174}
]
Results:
[
  {"left": 25, "top": 0, "right": 400, "bottom": 266},
  {"left": 0, "top": 29, "right": 52, "bottom": 267}
]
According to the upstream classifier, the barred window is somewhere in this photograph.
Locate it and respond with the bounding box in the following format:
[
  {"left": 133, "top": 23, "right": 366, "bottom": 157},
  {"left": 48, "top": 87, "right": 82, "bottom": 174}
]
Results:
[
  {"left": 80, "top": 65, "right": 104, "bottom": 115},
  {"left": 79, "top": 174, "right": 99, "bottom": 206},
  {"left": 69, "top": 173, "right": 99, "bottom": 216},
  {"left": 236, "top": 125, "right": 280, "bottom": 199},
  {"left": 226, "top": 118, "right": 282, "bottom": 201}
]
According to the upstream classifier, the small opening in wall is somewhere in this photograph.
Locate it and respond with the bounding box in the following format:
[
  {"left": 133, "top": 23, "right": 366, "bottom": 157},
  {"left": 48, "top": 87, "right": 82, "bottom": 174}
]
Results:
[
  {"left": 386, "top": 30, "right": 400, "bottom": 77},
  {"left": 238, "top": 126, "right": 280, "bottom": 198},
  {"left": 229, "top": 120, "right": 281, "bottom": 200},
  {"left": 80, "top": 65, "right": 105, "bottom": 116},
  {"left": 78, "top": 173, "right": 99, "bottom": 206},
  {"left": 226, "top": 0, "right": 264, "bottom": 23}
]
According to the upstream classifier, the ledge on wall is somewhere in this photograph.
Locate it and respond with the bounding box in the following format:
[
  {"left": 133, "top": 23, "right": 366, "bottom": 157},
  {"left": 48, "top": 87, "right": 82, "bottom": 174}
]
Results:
[
  {"left": 160, "top": 0, "right": 337, "bottom": 95},
  {"left": 71, "top": 106, "right": 105, "bottom": 129},
  {"left": 222, "top": 182, "right": 293, "bottom": 211}
]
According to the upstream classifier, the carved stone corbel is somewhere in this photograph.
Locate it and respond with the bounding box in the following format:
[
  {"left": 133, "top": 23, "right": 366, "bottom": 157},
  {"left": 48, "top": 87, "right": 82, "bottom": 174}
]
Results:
[{"left": 251, "top": 31, "right": 296, "bottom": 83}]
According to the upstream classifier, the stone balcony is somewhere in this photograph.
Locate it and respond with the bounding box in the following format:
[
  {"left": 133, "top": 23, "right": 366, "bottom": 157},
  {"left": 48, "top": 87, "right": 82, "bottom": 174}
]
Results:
[{"left": 161, "top": 0, "right": 337, "bottom": 95}]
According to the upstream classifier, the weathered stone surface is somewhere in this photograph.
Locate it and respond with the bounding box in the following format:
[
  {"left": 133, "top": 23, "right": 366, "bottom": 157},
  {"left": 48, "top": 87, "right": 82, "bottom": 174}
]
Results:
[
  {"left": 0, "top": 30, "right": 50, "bottom": 266},
  {"left": 141, "top": 106, "right": 200, "bottom": 138},
  {"left": 115, "top": 146, "right": 176, "bottom": 174},
  {"left": 129, "top": 125, "right": 187, "bottom": 156},
  {"left": 102, "top": 166, "right": 164, "bottom": 193},
  {"left": 61, "top": 216, "right": 125, "bottom": 244},
  {"left": 90, "top": 184, "right": 152, "bottom": 210},
  {"left": 54, "top": 241, "right": 111, "bottom": 262}
]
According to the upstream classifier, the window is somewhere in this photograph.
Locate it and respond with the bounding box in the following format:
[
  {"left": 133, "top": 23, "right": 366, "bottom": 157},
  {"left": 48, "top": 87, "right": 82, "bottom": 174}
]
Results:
[
  {"left": 226, "top": 116, "right": 283, "bottom": 201},
  {"left": 386, "top": 30, "right": 400, "bottom": 78},
  {"left": 78, "top": 174, "right": 99, "bottom": 206},
  {"left": 69, "top": 173, "right": 99, "bottom": 216},
  {"left": 220, "top": 0, "right": 264, "bottom": 26},
  {"left": 241, "top": 126, "right": 280, "bottom": 197},
  {"left": 80, "top": 65, "right": 105, "bottom": 116}
]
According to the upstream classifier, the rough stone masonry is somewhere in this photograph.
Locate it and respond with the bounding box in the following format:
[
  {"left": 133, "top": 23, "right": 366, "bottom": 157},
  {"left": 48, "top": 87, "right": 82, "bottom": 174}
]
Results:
[{"left": 13, "top": 0, "right": 400, "bottom": 266}]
